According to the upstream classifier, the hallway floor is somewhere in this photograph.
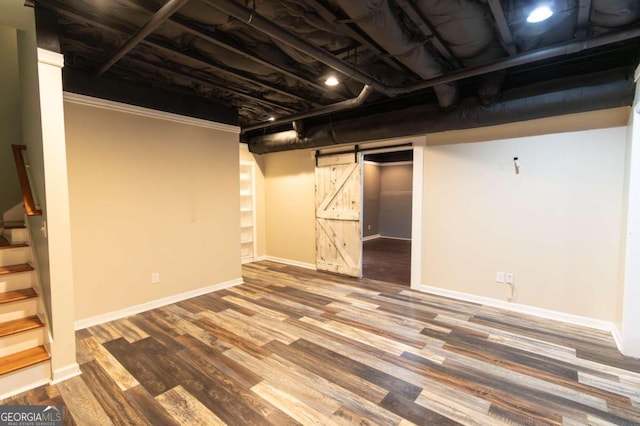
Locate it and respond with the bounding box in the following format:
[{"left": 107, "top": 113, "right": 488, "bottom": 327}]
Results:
[{"left": 362, "top": 237, "right": 411, "bottom": 286}]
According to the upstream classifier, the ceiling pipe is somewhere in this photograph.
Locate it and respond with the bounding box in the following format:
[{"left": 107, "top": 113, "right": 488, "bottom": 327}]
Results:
[
  {"left": 383, "top": 25, "right": 640, "bottom": 95},
  {"left": 410, "top": 0, "right": 508, "bottom": 105},
  {"left": 204, "top": 0, "right": 640, "bottom": 134},
  {"left": 248, "top": 71, "right": 634, "bottom": 154},
  {"left": 96, "top": 0, "right": 190, "bottom": 77},
  {"left": 333, "top": 0, "right": 457, "bottom": 109},
  {"left": 200, "top": 0, "right": 388, "bottom": 92},
  {"left": 40, "top": 1, "right": 320, "bottom": 107},
  {"left": 205, "top": 0, "right": 640, "bottom": 97},
  {"left": 117, "top": 0, "right": 347, "bottom": 99},
  {"left": 591, "top": 0, "right": 640, "bottom": 28},
  {"left": 243, "top": 26, "right": 640, "bottom": 134},
  {"left": 242, "top": 85, "right": 374, "bottom": 133}
]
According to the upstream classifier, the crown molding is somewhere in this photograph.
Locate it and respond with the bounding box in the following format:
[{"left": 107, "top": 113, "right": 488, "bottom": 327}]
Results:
[{"left": 63, "top": 92, "right": 241, "bottom": 134}]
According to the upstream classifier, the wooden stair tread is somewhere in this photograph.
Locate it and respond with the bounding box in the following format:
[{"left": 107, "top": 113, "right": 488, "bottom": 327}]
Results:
[
  {"left": 0, "top": 264, "right": 34, "bottom": 275},
  {"left": 0, "top": 235, "right": 28, "bottom": 250},
  {"left": 0, "top": 288, "right": 37, "bottom": 305},
  {"left": 0, "top": 316, "right": 44, "bottom": 338},
  {"left": 2, "top": 221, "right": 26, "bottom": 229},
  {"left": 0, "top": 346, "right": 50, "bottom": 376}
]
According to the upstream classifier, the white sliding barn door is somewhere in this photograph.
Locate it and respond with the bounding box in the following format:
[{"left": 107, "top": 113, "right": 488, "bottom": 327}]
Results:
[{"left": 315, "top": 153, "right": 362, "bottom": 277}]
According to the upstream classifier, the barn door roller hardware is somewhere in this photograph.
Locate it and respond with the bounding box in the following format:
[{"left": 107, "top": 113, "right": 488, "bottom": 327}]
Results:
[{"left": 314, "top": 143, "right": 413, "bottom": 164}]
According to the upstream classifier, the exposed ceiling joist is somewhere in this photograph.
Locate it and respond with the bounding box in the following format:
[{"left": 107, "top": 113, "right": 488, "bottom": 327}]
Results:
[
  {"left": 34, "top": 0, "right": 640, "bottom": 133},
  {"left": 487, "top": 0, "right": 518, "bottom": 55},
  {"left": 141, "top": 39, "right": 316, "bottom": 106},
  {"left": 393, "top": 0, "right": 463, "bottom": 68},
  {"left": 118, "top": 0, "right": 347, "bottom": 100},
  {"left": 43, "top": 1, "right": 318, "bottom": 107},
  {"left": 302, "top": 0, "right": 408, "bottom": 73},
  {"left": 65, "top": 37, "right": 298, "bottom": 114},
  {"left": 96, "top": 0, "right": 189, "bottom": 76},
  {"left": 577, "top": 0, "right": 593, "bottom": 39}
]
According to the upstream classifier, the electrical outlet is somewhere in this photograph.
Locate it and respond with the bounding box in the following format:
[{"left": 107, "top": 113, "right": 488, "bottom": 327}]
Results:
[
  {"left": 506, "top": 272, "right": 514, "bottom": 284},
  {"left": 367, "top": 224, "right": 371, "bottom": 230},
  {"left": 496, "top": 272, "right": 505, "bottom": 283},
  {"left": 151, "top": 272, "right": 160, "bottom": 284}
]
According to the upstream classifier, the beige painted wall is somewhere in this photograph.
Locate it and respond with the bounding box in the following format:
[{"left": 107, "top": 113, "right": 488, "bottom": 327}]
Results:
[
  {"left": 261, "top": 110, "right": 629, "bottom": 322},
  {"left": 422, "top": 127, "right": 627, "bottom": 321},
  {"left": 239, "top": 144, "right": 266, "bottom": 258},
  {"left": 264, "top": 149, "right": 316, "bottom": 265},
  {"left": 0, "top": 25, "right": 22, "bottom": 214},
  {"left": 363, "top": 163, "right": 381, "bottom": 237},
  {"left": 380, "top": 164, "right": 413, "bottom": 239},
  {"left": 64, "top": 101, "right": 241, "bottom": 321}
]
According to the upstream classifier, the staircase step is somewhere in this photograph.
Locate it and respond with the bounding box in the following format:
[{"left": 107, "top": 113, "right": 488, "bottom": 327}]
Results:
[
  {"left": 0, "top": 264, "right": 34, "bottom": 276},
  {"left": 0, "top": 235, "right": 27, "bottom": 249},
  {"left": 0, "top": 247, "right": 29, "bottom": 266},
  {"left": 0, "top": 297, "right": 37, "bottom": 324},
  {"left": 2, "top": 221, "right": 25, "bottom": 230},
  {"left": 2, "top": 228, "right": 27, "bottom": 244},
  {"left": 0, "top": 288, "right": 37, "bottom": 305},
  {"left": 0, "top": 346, "right": 50, "bottom": 376},
  {"left": 0, "top": 316, "right": 43, "bottom": 338},
  {"left": 0, "top": 269, "right": 34, "bottom": 293}
]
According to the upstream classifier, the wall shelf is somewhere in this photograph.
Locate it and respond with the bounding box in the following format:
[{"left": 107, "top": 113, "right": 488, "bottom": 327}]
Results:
[{"left": 239, "top": 162, "right": 257, "bottom": 264}]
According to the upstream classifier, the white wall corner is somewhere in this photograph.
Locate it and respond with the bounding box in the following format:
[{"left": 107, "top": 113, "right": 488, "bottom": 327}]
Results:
[
  {"left": 612, "top": 325, "right": 624, "bottom": 354},
  {"left": 50, "top": 363, "right": 82, "bottom": 384},
  {"left": 37, "top": 48, "right": 64, "bottom": 68}
]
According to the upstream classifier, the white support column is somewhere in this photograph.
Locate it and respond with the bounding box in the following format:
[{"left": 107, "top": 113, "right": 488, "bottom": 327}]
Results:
[
  {"left": 36, "top": 48, "right": 80, "bottom": 382},
  {"left": 410, "top": 136, "right": 426, "bottom": 289},
  {"left": 621, "top": 98, "right": 640, "bottom": 357}
]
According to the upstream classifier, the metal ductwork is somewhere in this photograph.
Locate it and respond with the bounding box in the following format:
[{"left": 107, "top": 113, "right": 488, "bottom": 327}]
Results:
[
  {"left": 248, "top": 70, "right": 634, "bottom": 154},
  {"left": 41, "top": 0, "right": 640, "bottom": 133},
  {"left": 591, "top": 0, "right": 640, "bottom": 29},
  {"left": 333, "top": 0, "right": 457, "bottom": 109},
  {"left": 412, "top": 0, "right": 507, "bottom": 105}
]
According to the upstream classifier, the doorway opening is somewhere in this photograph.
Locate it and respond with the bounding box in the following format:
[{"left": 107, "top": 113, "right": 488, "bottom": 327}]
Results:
[{"left": 362, "top": 150, "right": 413, "bottom": 286}]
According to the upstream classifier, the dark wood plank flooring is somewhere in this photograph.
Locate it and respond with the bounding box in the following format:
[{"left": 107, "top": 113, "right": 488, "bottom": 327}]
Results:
[
  {"left": 363, "top": 237, "right": 411, "bottom": 286},
  {"left": 3, "top": 261, "right": 640, "bottom": 425}
]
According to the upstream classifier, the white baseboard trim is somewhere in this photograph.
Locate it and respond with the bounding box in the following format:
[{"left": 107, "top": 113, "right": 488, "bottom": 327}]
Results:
[
  {"left": 417, "top": 284, "right": 618, "bottom": 334},
  {"left": 262, "top": 256, "right": 316, "bottom": 270},
  {"left": 0, "top": 378, "right": 50, "bottom": 401},
  {"left": 363, "top": 234, "right": 381, "bottom": 241},
  {"left": 50, "top": 363, "right": 82, "bottom": 384},
  {"left": 379, "top": 235, "right": 411, "bottom": 241},
  {"left": 75, "top": 277, "right": 244, "bottom": 330},
  {"left": 254, "top": 255, "right": 269, "bottom": 262}
]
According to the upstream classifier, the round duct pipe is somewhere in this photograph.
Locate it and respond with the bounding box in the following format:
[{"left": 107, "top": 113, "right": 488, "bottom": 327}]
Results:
[{"left": 248, "top": 70, "right": 634, "bottom": 154}]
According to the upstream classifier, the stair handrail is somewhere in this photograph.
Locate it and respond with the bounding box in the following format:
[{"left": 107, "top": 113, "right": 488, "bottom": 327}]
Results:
[{"left": 11, "top": 145, "right": 42, "bottom": 216}]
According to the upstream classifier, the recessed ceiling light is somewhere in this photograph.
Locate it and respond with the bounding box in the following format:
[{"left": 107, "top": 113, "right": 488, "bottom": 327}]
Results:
[
  {"left": 527, "top": 5, "right": 553, "bottom": 23},
  {"left": 325, "top": 76, "right": 340, "bottom": 86}
]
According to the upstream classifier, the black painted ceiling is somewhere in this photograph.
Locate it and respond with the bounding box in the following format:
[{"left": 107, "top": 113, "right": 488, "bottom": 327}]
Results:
[{"left": 34, "top": 0, "right": 640, "bottom": 143}]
